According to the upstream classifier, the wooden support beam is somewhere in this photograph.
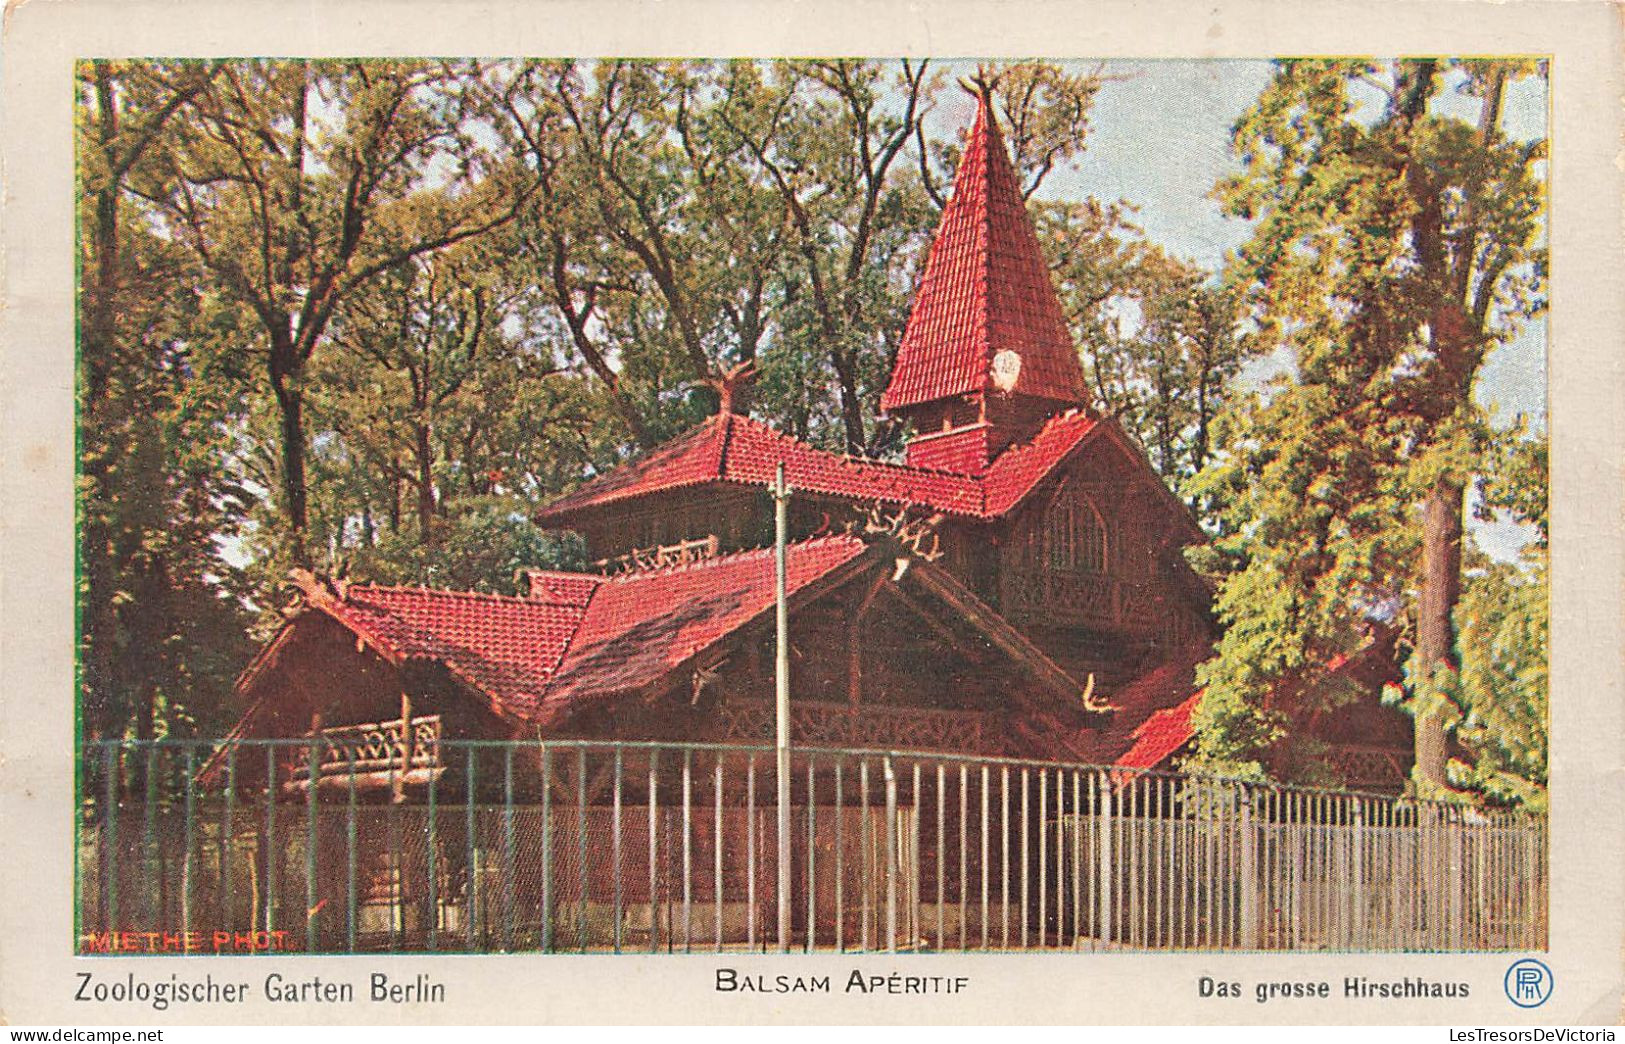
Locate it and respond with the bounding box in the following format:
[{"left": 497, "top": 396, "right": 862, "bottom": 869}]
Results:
[
  {"left": 394, "top": 692, "right": 412, "bottom": 804},
  {"left": 848, "top": 570, "right": 889, "bottom": 707},
  {"left": 907, "top": 561, "right": 1089, "bottom": 706}
]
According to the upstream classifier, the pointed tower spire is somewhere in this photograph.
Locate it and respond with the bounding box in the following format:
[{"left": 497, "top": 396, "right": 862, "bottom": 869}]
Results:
[{"left": 882, "top": 75, "right": 1089, "bottom": 474}]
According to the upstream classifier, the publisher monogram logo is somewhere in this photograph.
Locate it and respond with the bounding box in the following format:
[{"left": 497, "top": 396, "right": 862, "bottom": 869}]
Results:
[{"left": 1504, "top": 958, "right": 1554, "bottom": 1008}]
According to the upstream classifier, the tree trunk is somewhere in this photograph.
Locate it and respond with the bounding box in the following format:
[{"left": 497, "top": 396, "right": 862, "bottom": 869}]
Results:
[
  {"left": 271, "top": 369, "right": 309, "bottom": 563},
  {"left": 830, "top": 349, "right": 867, "bottom": 455},
  {"left": 1414, "top": 473, "right": 1464, "bottom": 791},
  {"left": 415, "top": 421, "right": 436, "bottom": 546}
]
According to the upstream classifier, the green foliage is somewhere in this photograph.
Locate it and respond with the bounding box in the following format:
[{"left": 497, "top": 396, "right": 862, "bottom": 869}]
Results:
[
  {"left": 1187, "top": 59, "right": 1548, "bottom": 791},
  {"left": 1446, "top": 553, "right": 1548, "bottom": 809},
  {"left": 77, "top": 61, "right": 257, "bottom": 739},
  {"left": 1041, "top": 198, "right": 1250, "bottom": 504},
  {"left": 345, "top": 500, "right": 587, "bottom": 596}
]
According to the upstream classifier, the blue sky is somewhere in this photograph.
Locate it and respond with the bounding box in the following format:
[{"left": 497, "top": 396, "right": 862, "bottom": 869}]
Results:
[{"left": 924, "top": 59, "right": 1546, "bottom": 560}]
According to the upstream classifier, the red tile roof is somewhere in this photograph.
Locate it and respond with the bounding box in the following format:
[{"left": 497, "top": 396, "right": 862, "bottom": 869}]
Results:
[
  {"left": 301, "top": 536, "right": 870, "bottom": 727},
  {"left": 1073, "top": 653, "right": 1206, "bottom": 770},
  {"left": 880, "top": 93, "right": 1088, "bottom": 414},
  {"left": 536, "top": 534, "right": 868, "bottom": 719},
  {"left": 1112, "top": 691, "right": 1204, "bottom": 771},
  {"left": 324, "top": 585, "right": 589, "bottom": 721},
  {"left": 537, "top": 408, "right": 1108, "bottom": 525}
]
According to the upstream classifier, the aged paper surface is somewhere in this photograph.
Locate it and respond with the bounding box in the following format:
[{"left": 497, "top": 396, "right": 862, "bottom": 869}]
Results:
[{"left": 2, "top": 0, "right": 1621, "bottom": 1026}]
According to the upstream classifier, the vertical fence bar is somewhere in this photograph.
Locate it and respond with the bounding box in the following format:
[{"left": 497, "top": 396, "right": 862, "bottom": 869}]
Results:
[
  {"left": 540, "top": 746, "right": 553, "bottom": 953},
  {"left": 1148, "top": 775, "right": 1160, "bottom": 949},
  {"left": 981, "top": 765, "right": 991, "bottom": 951},
  {"left": 143, "top": 746, "right": 158, "bottom": 929},
  {"left": 832, "top": 757, "right": 841, "bottom": 954},
  {"left": 1037, "top": 766, "right": 1047, "bottom": 950},
  {"left": 1125, "top": 773, "right": 1138, "bottom": 947},
  {"left": 682, "top": 748, "right": 692, "bottom": 954},
  {"left": 1096, "top": 772, "right": 1112, "bottom": 948},
  {"left": 745, "top": 754, "right": 755, "bottom": 952},
  {"left": 576, "top": 748, "right": 587, "bottom": 954},
  {"left": 503, "top": 746, "right": 515, "bottom": 952},
  {"left": 1240, "top": 785, "right": 1257, "bottom": 949},
  {"left": 427, "top": 751, "right": 439, "bottom": 953},
  {"left": 1060, "top": 770, "right": 1070, "bottom": 946},
  {"left": 103, "top": 746, "right": 118, "bottom": 934},
  {"left": 1071, "top": 769, "right": 1081, "bottom": 949},
  {"left": 613, "top": 746, "right": 624, "bottom": 954},
  {"left": 465, "top": 747, "right": 477, "bottom": 952},
  {"left": 183, "top": 746, "right": 196, "bottom": 942},
  {"left": 345, "top": 757, "right": 356, "bottom": 953},
  {"left": 913, "top": 762, "right": 922, "bottom": 952},
  {"left": 718, "top": 755, "right": 727, "bottom": 954},
  {"left": 934, "top": 762, "right": 944, "bottom": 950},
  {"left": 1001, "top": 765, "right": 1010, "bottom": 950},
  {"left": 221, "top": 748, "right": 236, "bottom": 931},
  {"left": 263, "top": 745, "right": 277, "bottom": 935},
  {"left": 648, "top": 749, "right": 658, "bottom": 955},
  {"left": 1449, "top": 808, "right": 1465, "bottom": 950},
  {"left": 1020, "top": 767, "right": 1030, "bottom": 949},
  {"left": 945, "top": 763, "right": 960, "bottom": 951},
  {"left": 885, "top": 755, "right": 897, "bottom": 953},
  {"left": 1349, "top": 796, "right": 1361, "bottom": 949},
  {"left": 807, "top": 757, "right": 817, "bottom": 954},
  {"left": 832, "top": 754, "right": 845, "bottom": 949},
  {"left": 1147, "top": 773, "right": 1158, "bottom": 948},
  {"left": 860, "top": 759, "right": 870, "bottom": 952}
]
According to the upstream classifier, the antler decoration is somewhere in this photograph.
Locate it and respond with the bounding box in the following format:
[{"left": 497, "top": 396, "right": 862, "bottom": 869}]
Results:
[
  {"left": 846, "top": 502, "right": 945, "bottom": 563},
  {"left": 1081, "top": 672, "right": 1108, "bottom": 712},
  {"left": 690, "top": 657, "right": 727, "bottom": 706},
  {"left": 284, "top": 566, "right": 346, "bottom": 617},
  {"left": 960, "top": 64, "right": 1003, "bottom": 103}
]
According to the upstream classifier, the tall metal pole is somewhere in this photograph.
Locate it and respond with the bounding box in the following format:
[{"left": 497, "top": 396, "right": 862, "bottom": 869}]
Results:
[{"left": 773, "top": 463, "right": 792, "bottom": 952}]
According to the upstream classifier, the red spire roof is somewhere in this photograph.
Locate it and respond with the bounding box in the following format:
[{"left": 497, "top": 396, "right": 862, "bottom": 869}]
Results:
[{"left": 880, "top": 89, "right": 1088, "bottom": 414}]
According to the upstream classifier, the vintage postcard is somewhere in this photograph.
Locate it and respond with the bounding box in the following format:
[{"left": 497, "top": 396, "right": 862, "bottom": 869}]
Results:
[{"left": 1, "top": 0, "right": 1621, "bottom": 1027}]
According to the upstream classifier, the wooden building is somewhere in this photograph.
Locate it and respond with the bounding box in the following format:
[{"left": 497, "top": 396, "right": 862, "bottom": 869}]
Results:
[{"left": 215, "top": 89, "right": 1412, "bottom": 800}]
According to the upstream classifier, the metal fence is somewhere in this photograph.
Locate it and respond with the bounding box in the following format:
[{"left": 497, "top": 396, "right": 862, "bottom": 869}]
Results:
[{"left": 76, "top": 738, "right": 1547, "bottom": 955}]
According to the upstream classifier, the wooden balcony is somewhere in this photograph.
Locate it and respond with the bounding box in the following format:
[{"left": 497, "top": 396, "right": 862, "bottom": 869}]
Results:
[
  {"left": 718, "top": 699, "right": 1009, "bottom": 756},
  {"left": 282, "top": 714, "right": 445, "bottom": 794},
  {"left": 1000, "top": 566, "right": 1165, "bottom": 635}
]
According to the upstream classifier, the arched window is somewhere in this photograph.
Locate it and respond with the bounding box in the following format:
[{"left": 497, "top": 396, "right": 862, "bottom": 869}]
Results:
[{"left": 1043, "top": 489, "right": 1109, "bottom": 574}]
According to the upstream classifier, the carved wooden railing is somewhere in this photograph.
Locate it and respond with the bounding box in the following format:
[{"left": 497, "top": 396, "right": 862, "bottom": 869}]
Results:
[
  {"left": 1327, "top": 744, "right": 1409, "bottom": 790},
  {"left": 718, "top": 699, "right": 1007, "bottom": 756},
  {"left": 1002, "top": 566, "right": 1118, "bottom": 627},
  {"left": 595, "top": 534, "right": 720, "bottom": 575},
  {"left": 1001, "top": 566, "right": 1169, "bottom": 636},
  {"left": 283, "top": 715, "right": 443, "bottom": 790}
]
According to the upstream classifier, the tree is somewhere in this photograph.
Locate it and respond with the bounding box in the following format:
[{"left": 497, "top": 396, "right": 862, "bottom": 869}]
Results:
[
  {"left": 301, "top": 232, "right": 602, "bottom": 592},
  {"left": 1041, "top": 200, "right": 1246, "bottom": 504},
  {"left": 77, "top": 60, "right": 256, "bottom": 740},
  {"left": 1188, "top": 59, "right": 1547, "bottom": 791},
  {"left": 134, "top": 60, "right": 540, "bottom": 563}
]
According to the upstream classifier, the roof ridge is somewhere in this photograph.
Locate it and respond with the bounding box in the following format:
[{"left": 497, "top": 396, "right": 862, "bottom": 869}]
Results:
[
  {"left": 731, "top": 412, "right": 979, "bottom": 482},
  {"left": 713, "top": 410, "right": 736, "bottom": 477},
  {"left": 603, "top": 532, "right": 865, "bottom": 584},
  {"left": 973, "top": 97, "right": 997, "bottom": 381},
  {"left": 349, "top": 582, "right": 579, "bottom": 608}
]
